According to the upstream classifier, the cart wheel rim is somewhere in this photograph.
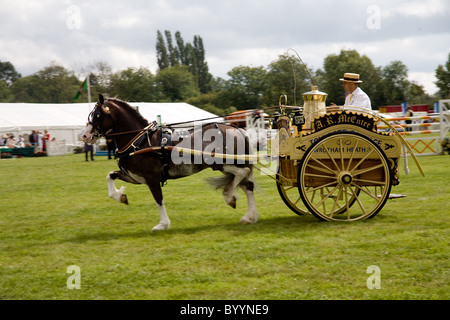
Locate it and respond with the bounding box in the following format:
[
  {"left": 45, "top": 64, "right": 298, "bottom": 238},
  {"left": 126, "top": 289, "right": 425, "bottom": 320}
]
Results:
[
  {"left": 276, "top": 169, "right": 309, "bottom": 216},
  {"left": 298, "top": 132, "right": 392, "bottom": 221}
]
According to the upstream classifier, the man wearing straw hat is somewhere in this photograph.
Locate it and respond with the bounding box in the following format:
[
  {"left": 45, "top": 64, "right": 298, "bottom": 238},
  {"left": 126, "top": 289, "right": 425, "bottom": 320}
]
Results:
[{"left": 333, "top": 73, "right": 372, "bottom": 110}]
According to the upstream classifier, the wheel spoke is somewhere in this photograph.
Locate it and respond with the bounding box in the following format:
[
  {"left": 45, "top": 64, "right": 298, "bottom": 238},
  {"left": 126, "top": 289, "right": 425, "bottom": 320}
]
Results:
[
  {"left": 311, "top": 158, "right": 336, "bottom": 174},
  {"left": 315, "top": 185, "right": 339, "bottom": 208},
  {"left": 306, "top": 181, "right": 338, "bottom": 193},
  {"left": 339, "top": 138, "right": 345, "bottom": 171},
  {"left": 353, "top": 178, "right": 387, "bottom": 185},
  {"left": 306, "top": 163, "right": 337, "bottom": 175},
  {"left": 304, "top": 172, "right": 336, "bottom": 179},
  {"left": 351, "top": 184, "right": 368, "bottom": 215},
  {"left": 353, "top": 183, "right": 383, "bottom": 201},
  {"left": 352, "top": 163, "right": 385, "bottom": 176},
  {"left": 346, "top": 139, "right": 359, "bottom": 171},
  {"left": 330, "top": 185, "right": 343, "bottom": 216},
  {"left": 349, "top": 148, "right": 375, "bottom": 172},
  {"left": 322, "top": 141, "right": 341, "bottom": 172}
]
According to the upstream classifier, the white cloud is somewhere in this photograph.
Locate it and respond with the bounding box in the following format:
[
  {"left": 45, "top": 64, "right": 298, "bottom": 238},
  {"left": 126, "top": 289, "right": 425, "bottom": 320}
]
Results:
[
  {"left": 0, "top": 0, "right": 448, "bottom": 95},
  {"left": 409, "top": 72, "right": 438, "bottom": 94}
]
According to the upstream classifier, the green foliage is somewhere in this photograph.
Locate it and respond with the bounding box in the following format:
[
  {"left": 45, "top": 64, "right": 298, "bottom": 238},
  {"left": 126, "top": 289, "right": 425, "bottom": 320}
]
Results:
[
  {"left": 225, "top": 65, "right": 268, "bottom": 109},
  {"left": 0, "top": 60, "right": 21, "bottom": 85},
  {"left": 0, "top": 154, "right": 448, "bottom": 299},
  {"left": 156, "top": 65, "right": 200, "bottom": 102},
  {"left": 0, "top": 80, "right": 12, "bottom": 102},
  {"left": 9, "top": 63, "right": 80, "bottom": 103},
  {"left": 156, "top": 30, "right": 213, "bottom": 94},
  {"left": 265, "top": 54, "right": 313, "bottom": 106},
  {"left": 435, "top": 53, "right": 450, "bottom": 99},
  {"left": 319, "top": 49, "right": 381, "bottom": 106},
  {"left": 109, "top": 67, "right": 158, "bottom": 102}
]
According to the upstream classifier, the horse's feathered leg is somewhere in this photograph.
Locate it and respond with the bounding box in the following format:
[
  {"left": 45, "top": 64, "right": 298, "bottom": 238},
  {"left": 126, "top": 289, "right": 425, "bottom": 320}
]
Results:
[
  {"left": 146, "top": 177, "right": 170, "bottom": 232},
  {"left": 239, "top": 171, "right": 259, "bottom": 224},
  {"left": 106, "top": 171, "right": 129, "bottom": 204},
  {"left": 220, "top": 165, "right": 258, "bottom": 224}
]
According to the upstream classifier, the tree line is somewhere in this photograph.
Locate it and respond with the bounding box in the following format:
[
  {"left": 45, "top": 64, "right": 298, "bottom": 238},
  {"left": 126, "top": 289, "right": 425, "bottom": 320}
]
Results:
[{"left": 1, "top": 30, "right": 449, "bottom": 116}]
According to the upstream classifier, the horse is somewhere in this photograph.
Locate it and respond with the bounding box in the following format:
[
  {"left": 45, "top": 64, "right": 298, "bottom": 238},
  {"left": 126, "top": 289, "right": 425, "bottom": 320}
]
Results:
[{"left": 82, "top": 94, "right": 258, "bottom": 231}]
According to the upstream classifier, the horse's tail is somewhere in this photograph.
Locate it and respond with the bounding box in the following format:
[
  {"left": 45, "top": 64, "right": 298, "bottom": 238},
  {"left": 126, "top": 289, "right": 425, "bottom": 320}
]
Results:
[{"left": 206, "top": 173, "right": 235, "bottom": 191}]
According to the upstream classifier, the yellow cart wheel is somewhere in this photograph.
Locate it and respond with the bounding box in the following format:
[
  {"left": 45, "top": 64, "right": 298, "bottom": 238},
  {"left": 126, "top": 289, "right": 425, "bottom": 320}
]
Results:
[
  {"left": 276, "top": 166, "right": 308, "bottom": 216},
  {"left": 298, "top": 131, "right": 392, "bottom": 221}
]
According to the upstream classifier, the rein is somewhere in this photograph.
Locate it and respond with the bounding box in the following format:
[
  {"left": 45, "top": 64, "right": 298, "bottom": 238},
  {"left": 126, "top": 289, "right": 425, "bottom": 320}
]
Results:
[{"left": 105, "top": 105, "right": 301, "bottom": 137}]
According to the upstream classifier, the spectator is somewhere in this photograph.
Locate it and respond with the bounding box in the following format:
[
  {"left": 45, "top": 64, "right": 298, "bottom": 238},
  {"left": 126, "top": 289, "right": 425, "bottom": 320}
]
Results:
[
  {"left": 405, "top": 107, "right": 414, "bottom": 132},
  {"left": 106, "top": 134, "right": 116, "bottom": 160},
  {"left": 1, "top": 134, "right": 8, "bottom": 146},
  {"left": 37, "top": 131, "right": 43, "bottom": 151},
  {"left": 7, "top": 135, "right": 16, "bottom": 148},
  {"left": 84, "top": 142, "right": 94, "bottom": 161},
  {"left": 42, "top": 129, "right": 50, "bottom": 152},
  {"left": 16, "top": 135, "right": 25, "bottom": 148},
  {"left": 29, "top": 130, "right": 38, "bottom": 147}
]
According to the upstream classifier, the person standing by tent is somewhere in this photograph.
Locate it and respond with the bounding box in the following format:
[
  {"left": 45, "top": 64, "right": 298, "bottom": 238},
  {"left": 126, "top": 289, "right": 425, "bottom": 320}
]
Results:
[
  {"left": 84, "top": 142, "right": 94, "bottom": 161},
  {"left": 36, "top": 131, "right": 43, "bottom": 151},
  {"left": 83, "top": 124, "right": 94, "bottom": 161},
  {"left": 106, "top": 134, "right": 116, "bottom": 160},
  {"left": 29, "top": 130, "right": 38, "bottom": 147},
  {"left": 42, "top": 129, "right": 50, "bottom": 152}
]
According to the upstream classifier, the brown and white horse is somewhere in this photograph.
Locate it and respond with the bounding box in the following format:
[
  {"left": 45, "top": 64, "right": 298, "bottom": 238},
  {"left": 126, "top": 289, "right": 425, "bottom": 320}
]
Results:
[{"left": 82, "top": 94, "right": 258, "bottom": 231}]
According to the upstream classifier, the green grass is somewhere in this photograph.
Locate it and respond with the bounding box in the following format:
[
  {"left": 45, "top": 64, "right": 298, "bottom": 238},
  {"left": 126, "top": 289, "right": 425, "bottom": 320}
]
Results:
[{"left": 0, "top": 153, "right": 448, "bottom": 300}]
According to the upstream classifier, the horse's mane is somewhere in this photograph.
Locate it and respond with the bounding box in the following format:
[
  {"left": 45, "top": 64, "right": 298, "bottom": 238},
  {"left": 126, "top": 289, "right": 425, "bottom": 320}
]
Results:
[{"left": 108, "top": 98, "right": 149, "bottom": 126}]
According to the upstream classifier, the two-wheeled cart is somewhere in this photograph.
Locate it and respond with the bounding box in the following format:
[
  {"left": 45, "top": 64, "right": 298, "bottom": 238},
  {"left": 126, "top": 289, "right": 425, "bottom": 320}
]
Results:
[{"left": 271, "top": 86, "right": 424, "bottom": 221}]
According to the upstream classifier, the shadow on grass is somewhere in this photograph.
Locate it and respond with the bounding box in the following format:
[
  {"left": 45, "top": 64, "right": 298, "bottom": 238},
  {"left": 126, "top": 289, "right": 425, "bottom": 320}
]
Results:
[{"left": 60, "top": 212, "right": 386, "bottom": 244}]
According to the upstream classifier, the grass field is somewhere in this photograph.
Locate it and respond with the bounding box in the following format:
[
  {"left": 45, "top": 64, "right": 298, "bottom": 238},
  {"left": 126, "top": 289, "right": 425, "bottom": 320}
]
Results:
[{"left": 0, "top": 153, "right": 448, "bottom": 300}]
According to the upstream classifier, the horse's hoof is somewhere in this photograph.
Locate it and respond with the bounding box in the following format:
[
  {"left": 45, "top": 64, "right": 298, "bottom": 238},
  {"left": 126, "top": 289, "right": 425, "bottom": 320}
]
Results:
[
  {"left": 120, "top": 194, "right": 128, "bottom": 205},
  {"left": 152, "top": 224, "right": 169, "bottom": 232},
  {"left": 240, "top": 215, "right": 257, "bottom": 224},
  {"left": 228, "top": 197, "right": 237, "bottom": 209}
]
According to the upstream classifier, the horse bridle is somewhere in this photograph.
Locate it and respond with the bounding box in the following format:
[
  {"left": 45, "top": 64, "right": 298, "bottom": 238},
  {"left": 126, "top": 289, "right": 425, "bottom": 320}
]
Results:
[{"left": 88, "top": 99, "right": 111, "bottom": 138}]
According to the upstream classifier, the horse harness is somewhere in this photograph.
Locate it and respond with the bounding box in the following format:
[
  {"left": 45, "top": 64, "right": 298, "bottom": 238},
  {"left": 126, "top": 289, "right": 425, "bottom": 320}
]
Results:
[{"left": 114, "top": 121, "right": 173, "bottom": 186}]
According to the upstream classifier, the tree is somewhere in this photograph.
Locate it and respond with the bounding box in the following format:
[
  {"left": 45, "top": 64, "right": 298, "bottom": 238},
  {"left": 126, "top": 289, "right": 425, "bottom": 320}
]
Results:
[
  {"left": 156, "top": 30, "right": 212, "bottom": 93},
  {"left": 0, "top": 80, "right": 12, "bottom": 102},
  {"left": 109, "top": 67, "right": 158, "bottom": 102},
  {"left": 319, "top": 49, "right": 381, "bottom": 107},
  {"left": 435, "top": 53, "right": 450, "bottom": 98},
  {"left": 175, "top": 31, "right": 188, "bottom": 66},
  {"left": 193, "top": 36, "right": 212, "bottom": 94},
  {"left": 156, "top": 66, "right": 200, "bottom": 102},
  {"left": 378, "top": 60, "right": 411, "bottom": 105},
  {"left": 10, "top": 63, "right": 79, "bottom": 103},
  {"left": 225, "top": 65, "right": 267, "bottom": 109},
  {"left": 156, "top": 30, "right": 169, "bottom": 70},
  {"left": 87, "top": 61, "right": 112, "bottom": 97},
  {"left": 165, "top": 30, "right": 179, "bottom": 67},
  {"left": 265, "top": 53, "right": 314, "bottom": 106},
  {"left": 0, "top": 61, "right": 21, "bottom": 86}
]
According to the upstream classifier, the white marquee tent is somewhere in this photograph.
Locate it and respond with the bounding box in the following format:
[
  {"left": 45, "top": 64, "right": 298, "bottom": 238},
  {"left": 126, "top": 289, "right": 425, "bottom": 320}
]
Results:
[{"left": 0, "top": 102, "right": 220, "bottom": 148}]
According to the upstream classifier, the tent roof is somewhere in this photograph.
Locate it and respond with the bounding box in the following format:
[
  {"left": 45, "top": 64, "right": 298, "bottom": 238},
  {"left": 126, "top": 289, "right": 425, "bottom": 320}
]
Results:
[{"left": 0, "top": 102, "right": 219, "bottom": 131}]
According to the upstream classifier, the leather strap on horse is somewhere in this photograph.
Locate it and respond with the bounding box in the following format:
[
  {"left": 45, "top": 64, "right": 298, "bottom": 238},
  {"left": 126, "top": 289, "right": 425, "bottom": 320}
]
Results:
[{"left": 115, "top": 121, "right": 157, "bottom": 158}]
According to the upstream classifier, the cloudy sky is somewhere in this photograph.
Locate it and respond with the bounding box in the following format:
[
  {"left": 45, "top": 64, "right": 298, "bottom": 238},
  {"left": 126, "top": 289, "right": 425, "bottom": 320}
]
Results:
[{"left": 1, "top": 0, "right": 449, "bottom": 95}]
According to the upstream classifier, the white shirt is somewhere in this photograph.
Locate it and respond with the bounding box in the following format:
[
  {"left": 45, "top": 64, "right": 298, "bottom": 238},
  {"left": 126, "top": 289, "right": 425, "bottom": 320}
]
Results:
[{"left": 344, "top": 87, "right": 372, "bottom": 110}]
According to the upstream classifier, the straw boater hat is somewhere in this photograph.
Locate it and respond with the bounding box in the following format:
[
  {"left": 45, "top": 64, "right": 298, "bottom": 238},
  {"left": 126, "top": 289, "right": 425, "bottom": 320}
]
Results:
[{"left": 339, "top": 73, "right": 363, "bottom": 83}]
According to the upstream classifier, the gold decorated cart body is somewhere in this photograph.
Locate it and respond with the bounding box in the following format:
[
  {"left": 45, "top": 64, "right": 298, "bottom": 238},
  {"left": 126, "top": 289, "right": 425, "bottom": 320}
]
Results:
[{"left": 272, "top": 87, "right": 423, "bottom": 222}]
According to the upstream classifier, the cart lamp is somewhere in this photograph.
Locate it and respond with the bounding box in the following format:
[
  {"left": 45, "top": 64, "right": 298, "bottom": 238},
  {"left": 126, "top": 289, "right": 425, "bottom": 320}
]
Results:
[
  {"left": 272, "top": 112, "right": 280, "bottom": 129},
  {"left": 293, "top": 107, "right": 305, "bottom": 131}
]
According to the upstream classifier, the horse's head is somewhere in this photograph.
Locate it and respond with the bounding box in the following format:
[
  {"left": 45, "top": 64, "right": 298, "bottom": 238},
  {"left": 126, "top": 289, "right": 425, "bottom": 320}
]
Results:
[{"left": 82, "top": 94, "right": 114, "bottom": 143}]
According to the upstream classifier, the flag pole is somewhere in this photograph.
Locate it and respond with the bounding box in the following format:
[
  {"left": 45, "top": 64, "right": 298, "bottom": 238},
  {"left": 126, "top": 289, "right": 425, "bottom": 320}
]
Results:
[{"left": 87, "top": 74, "right": 92, "bottom": 110}]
